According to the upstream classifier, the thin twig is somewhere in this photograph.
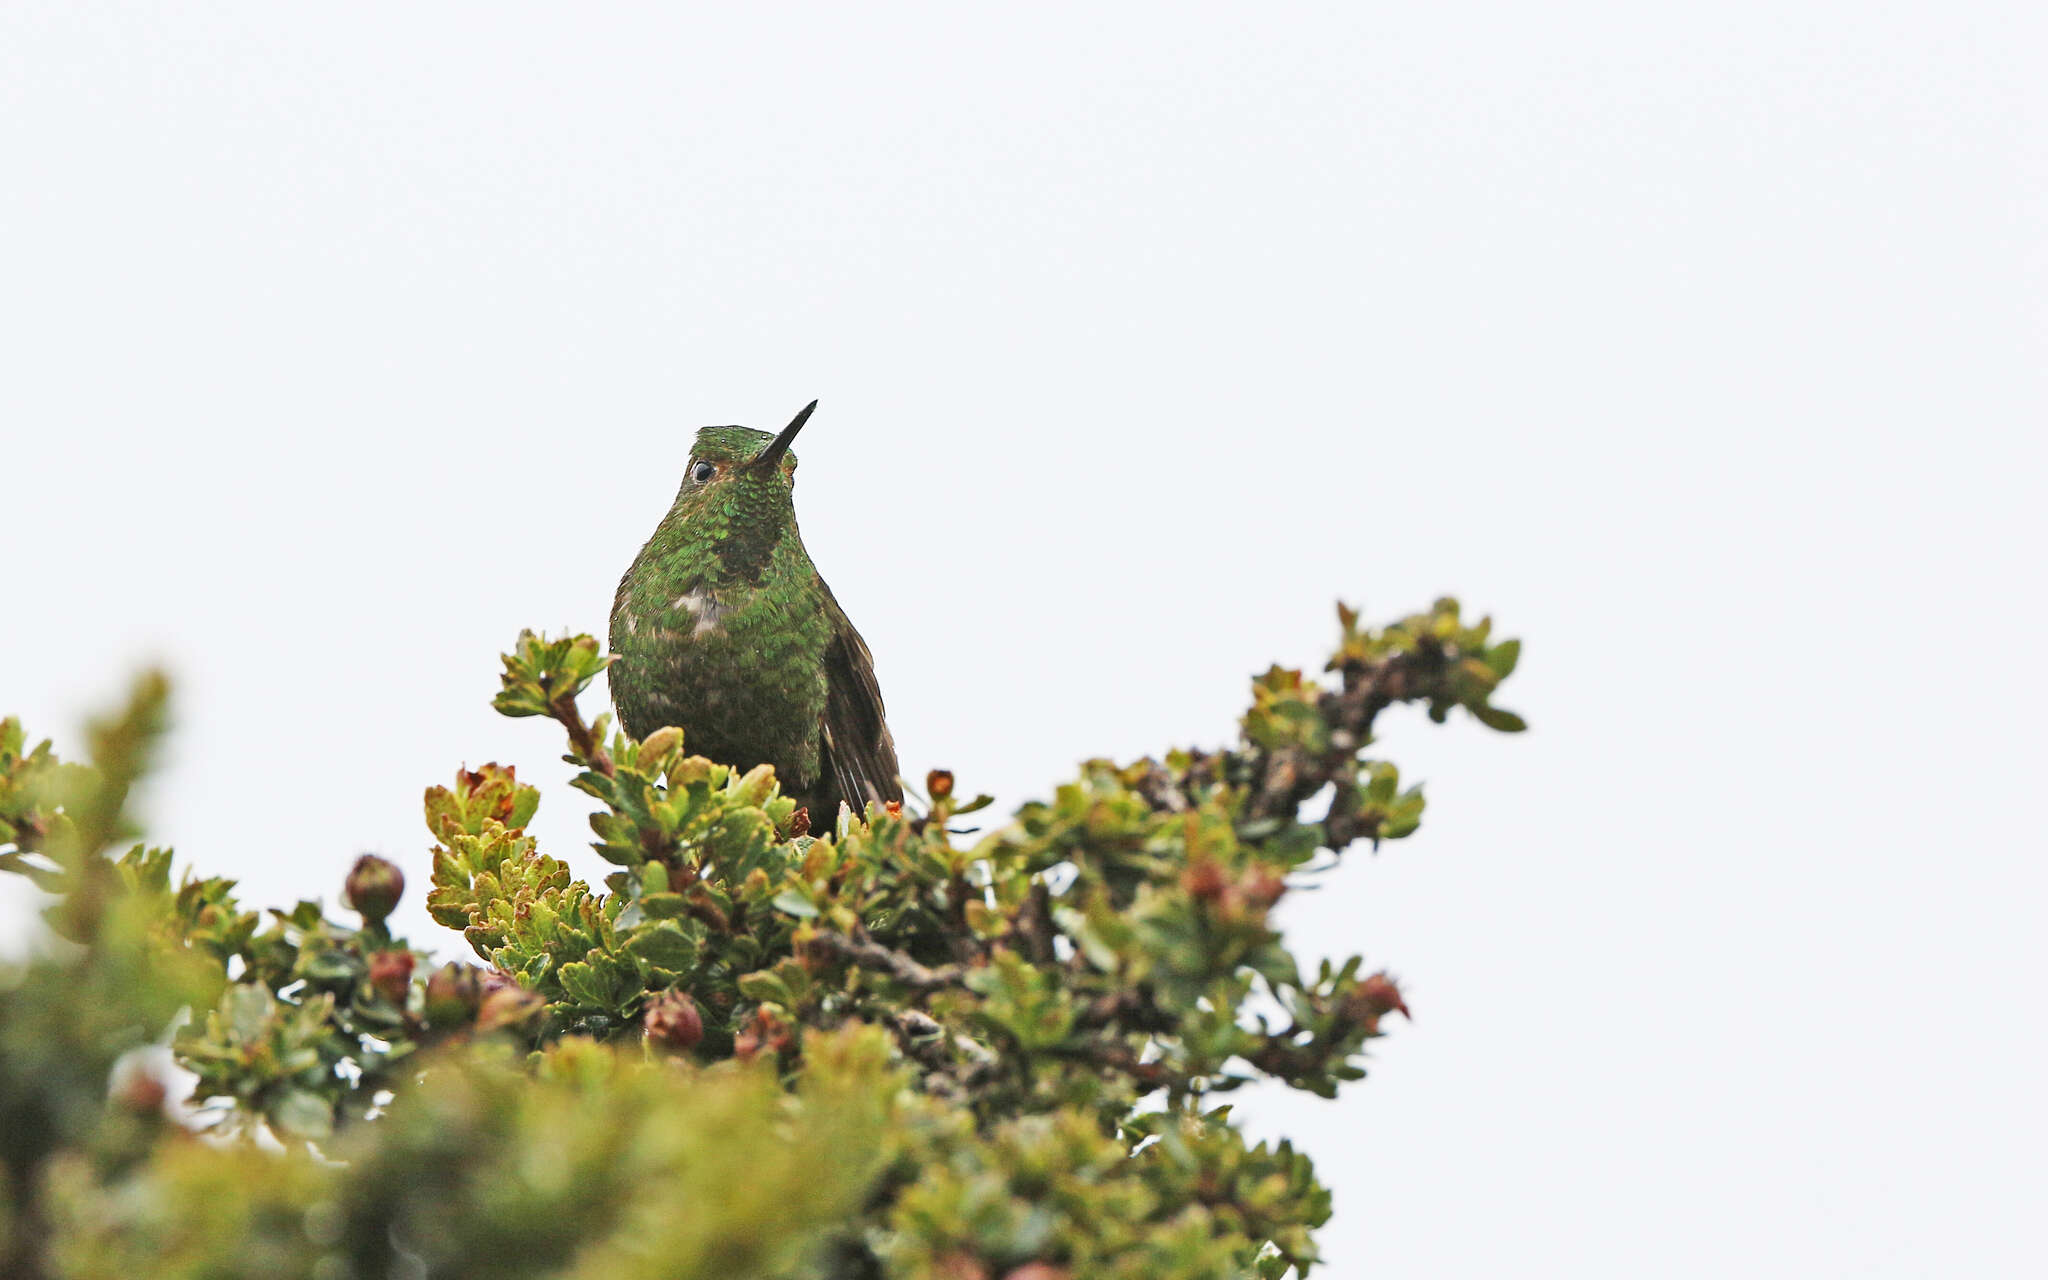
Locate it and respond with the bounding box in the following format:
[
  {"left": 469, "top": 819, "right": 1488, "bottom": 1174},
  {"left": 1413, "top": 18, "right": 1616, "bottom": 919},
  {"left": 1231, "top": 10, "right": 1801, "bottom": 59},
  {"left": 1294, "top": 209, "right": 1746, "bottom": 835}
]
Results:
[{"left": 549, "top": 696, "right": 615, "bottom": 779}]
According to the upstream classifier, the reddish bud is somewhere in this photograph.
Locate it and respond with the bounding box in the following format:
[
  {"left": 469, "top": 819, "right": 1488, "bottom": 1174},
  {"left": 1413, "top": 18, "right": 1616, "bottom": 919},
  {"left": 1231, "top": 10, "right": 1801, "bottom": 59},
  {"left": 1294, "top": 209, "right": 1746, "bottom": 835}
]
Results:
[
  {"left": 423, "top": 962, "right": 484, "bottom": 1026},
  {"left": 1351, "top": 972, "right": 1411, "bottom": 1025},
  {"left": 788, "top": 806, "right": 811, "bottom": 839},
  {"left": 1239, "top": 866, "right": 1288, "bottom": 909},
  {"left": 733, "top": 1006, "right": 793, "bottom": 1062},
  {"left": 883, "top": 800, "right": 903, "bottom": 818},
  {"left": 643, "top": 989, "right": 704, "bottom": 1053},
  {"left": 343, "top": 854, "right": 405, "bottom": 924},
  {"left": 476, "top": 984, "right": 547, "bottom": 1035},
  {"left": 118, "top": 1073, "right": 169, "bottom": 1114},
  {"left": 926, "top": 769, "right": 955, "bottom": 800},
  {"left": 933, "top": 1254, "right": 990, "bottom": 1280},
  {"left": 109, "top": 1054, "right": 170, "bottom": 1115},
  {"left": 1181, "top": 858, "right": 1229, "bottom": 903},
  {"left": 367, "top": 950, "right": 415, "bottom": 1004}
]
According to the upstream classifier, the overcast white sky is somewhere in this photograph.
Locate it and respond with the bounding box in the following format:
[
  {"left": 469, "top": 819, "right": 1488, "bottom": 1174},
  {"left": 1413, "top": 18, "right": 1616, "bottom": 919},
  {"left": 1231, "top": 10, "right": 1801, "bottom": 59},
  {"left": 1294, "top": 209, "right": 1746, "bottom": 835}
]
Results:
[{"left": 3, "top": 3, "right": 2042, "bottom": 1274}]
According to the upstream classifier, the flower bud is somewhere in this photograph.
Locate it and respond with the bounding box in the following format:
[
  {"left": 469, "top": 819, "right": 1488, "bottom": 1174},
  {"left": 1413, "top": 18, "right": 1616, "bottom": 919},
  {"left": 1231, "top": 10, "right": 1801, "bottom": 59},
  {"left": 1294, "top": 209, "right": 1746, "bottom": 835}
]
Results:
[
  {"left": 1239, "top": 865, "right": 1287, "bottom": 909},
  {"left": 117, "top": 1072, "right": 169, "bottom": 1114},
  {"left": 733, "top": 1006, "right": 792, "bottom": 1062},
  {"left": 933, "top": 1255, "right": 990, "bottom": 1280},
  {"left": 476, "top": 984, "right": 547, "bottom": 1035},
  {"left": 367, "top": 950, "right": 415, "bottom": 1004},
  {"left": 423, "top": 962, "right": 484, "bottom": 1027},
  {"left": 926, "top": 769, "right": 954, "bottom": 800},
  {"left": 642, "top": 989, "right": 704, "bottom": 1053},
  {"left": 1180, "top": 858, "right": 1229, "bottom": 903},
  {"left": 343, "top": 854, "right": 405, "bottom": 924},
  {"left": 109, "top": 1050, "right": 172, "bottom": 1115},
  {"left": 1350, "top": 972, "right": 1411, "bottom": 1026}
]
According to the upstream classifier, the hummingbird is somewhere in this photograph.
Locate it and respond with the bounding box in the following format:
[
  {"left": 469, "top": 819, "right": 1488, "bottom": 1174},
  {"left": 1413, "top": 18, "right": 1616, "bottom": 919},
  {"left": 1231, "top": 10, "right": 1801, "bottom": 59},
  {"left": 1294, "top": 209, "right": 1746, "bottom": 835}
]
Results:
[{"left": 608, "top": 401, "right": 901, "bottom": 824}]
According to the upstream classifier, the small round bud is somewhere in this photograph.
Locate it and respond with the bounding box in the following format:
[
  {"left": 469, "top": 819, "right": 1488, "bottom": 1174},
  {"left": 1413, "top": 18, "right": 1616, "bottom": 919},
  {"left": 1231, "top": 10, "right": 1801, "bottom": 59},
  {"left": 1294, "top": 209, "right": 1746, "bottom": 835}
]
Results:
[
  {"left": 423, "top": 962, "right": 484, "bottom": 1027},
  {"left": 733, "top": 1006, "right": 792, "bottom": 1062},
  {"left": 642, "top": 989, "right": 704, "bottom": 1053},
  {"left": 109, "top": 1050, "right": 172, "bottom": 1115},
  {"left": 1181, "top": 858, "right": 1229, "bottom": 903},
  {"left": 367, "top": 950, "right": 415, "bottom": 1005},
  {"left": 926, "top": 769, "right": 954, "bottom": 800},
  {"left": 343, "top": 854, "right": 405, "bottom": 924},
  {"left": 933, "top": 1255, "right": 990, "bottom": 1280},
  {"left": 1239, "top": 866, "right": 1288, "bottom": 909},
  {"left": 1350, "top": 972, "right": 1411, "bottom": 1026},
  {"left": 117, "top": 1072, "right": 169, "bottom": 1114},
  {"left": 476, "top": 984, "right": 547, "bottom": 1035}
]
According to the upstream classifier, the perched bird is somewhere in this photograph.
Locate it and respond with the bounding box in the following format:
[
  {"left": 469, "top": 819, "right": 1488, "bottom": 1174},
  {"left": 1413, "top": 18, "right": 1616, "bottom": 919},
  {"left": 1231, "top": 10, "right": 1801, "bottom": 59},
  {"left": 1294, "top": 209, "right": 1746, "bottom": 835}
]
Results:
[{"left": 609, "top": 401, "right": 901, "bottom": 823}]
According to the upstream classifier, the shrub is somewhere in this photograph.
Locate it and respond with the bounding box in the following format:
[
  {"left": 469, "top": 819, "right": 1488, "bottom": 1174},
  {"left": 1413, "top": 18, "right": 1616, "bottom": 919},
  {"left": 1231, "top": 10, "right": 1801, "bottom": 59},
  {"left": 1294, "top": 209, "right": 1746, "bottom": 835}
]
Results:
[{"left": 0, "top": 598, "right": 1521, "bottom": 1279}]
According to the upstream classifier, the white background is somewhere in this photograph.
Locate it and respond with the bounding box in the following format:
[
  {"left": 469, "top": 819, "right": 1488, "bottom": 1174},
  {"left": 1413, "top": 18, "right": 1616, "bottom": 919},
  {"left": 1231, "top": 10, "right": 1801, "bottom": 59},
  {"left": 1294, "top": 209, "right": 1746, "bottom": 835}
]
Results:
[{"left": 3, "top": 4, "right": 2042, "bottom": 1274}]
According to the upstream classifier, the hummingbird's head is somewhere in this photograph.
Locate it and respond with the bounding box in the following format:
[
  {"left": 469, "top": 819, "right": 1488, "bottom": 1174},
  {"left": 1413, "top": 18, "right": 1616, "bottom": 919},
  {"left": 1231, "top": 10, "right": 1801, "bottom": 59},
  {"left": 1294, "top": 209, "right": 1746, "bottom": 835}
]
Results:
[{"left": 673, "top": 400, "right": 816, "bottom": 507}]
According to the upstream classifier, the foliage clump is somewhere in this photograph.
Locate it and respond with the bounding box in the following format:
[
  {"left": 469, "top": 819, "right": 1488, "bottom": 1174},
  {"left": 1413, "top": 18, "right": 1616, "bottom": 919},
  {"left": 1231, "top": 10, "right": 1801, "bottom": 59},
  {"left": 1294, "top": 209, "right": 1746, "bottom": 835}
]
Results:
[{"left": 0, "top": 599, "right": 1521, "bottom": 1279}]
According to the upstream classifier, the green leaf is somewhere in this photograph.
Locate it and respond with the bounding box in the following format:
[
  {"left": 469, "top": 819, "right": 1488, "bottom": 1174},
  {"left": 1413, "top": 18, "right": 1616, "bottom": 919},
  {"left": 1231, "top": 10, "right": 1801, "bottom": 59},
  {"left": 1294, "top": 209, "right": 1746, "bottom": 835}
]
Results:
[
  {"left": 301, "top": 949, "right": 362, "bottom": 988},
  {"left": 1471, "top": 704, "right": 1528, "bottom": 733},
  {"left": 640, "top": 892, "right": 689, "bottom": 919},
  {"left": 770, "top": 889, "right": 818, "bottom": 920},
  {"left": 1364, "top": 762, "right": 1399, "bottom": 804},
  {"left": 557, "top": 961, "right": 608, "bottom": 1009},
  {"left": 624, "top": 921, "right": 697, "bottom": 971},
  {"left": 737, "top": 971, "right": 794, "bottom": 1006},
  {"left": 1488, "top": 638, "right": 1521, "bottom": 679}
]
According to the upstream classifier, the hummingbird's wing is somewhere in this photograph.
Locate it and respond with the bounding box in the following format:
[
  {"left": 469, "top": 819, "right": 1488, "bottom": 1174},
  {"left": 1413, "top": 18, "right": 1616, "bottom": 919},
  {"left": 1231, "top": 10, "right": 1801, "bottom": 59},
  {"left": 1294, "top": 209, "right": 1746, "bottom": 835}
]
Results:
[{"left": 817, "top": 580, "right": 903, "bottom": 816}]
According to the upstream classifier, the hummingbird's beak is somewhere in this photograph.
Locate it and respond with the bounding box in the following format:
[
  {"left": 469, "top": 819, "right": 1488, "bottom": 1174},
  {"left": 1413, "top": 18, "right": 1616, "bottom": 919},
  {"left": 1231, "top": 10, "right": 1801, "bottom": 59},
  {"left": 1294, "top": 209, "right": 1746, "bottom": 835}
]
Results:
[{"left": 750, "top": 400, "right": 817, "bottom": 474}]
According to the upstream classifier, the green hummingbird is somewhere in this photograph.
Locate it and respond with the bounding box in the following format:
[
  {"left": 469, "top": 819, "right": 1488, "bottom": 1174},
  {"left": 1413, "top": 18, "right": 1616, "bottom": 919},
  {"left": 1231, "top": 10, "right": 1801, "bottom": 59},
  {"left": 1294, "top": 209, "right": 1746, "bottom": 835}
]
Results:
[{"left": 608, "top": 401, "right": 901, "bottom": 824}]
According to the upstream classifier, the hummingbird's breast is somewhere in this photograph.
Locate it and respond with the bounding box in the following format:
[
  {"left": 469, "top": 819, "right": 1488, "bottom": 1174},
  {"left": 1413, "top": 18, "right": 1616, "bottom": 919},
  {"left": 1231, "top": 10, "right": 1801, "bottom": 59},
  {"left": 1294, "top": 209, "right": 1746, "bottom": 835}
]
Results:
[{"left": 609, "top": 529, "right": 831, "bottom": 789}]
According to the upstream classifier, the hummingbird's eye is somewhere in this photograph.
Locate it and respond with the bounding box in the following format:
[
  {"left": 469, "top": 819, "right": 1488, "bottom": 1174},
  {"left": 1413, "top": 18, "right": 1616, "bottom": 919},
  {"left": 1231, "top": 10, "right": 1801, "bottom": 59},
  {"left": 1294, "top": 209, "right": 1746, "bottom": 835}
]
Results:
[{"left": 690, "top": 461, "right": 717, "bottom": 484}]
